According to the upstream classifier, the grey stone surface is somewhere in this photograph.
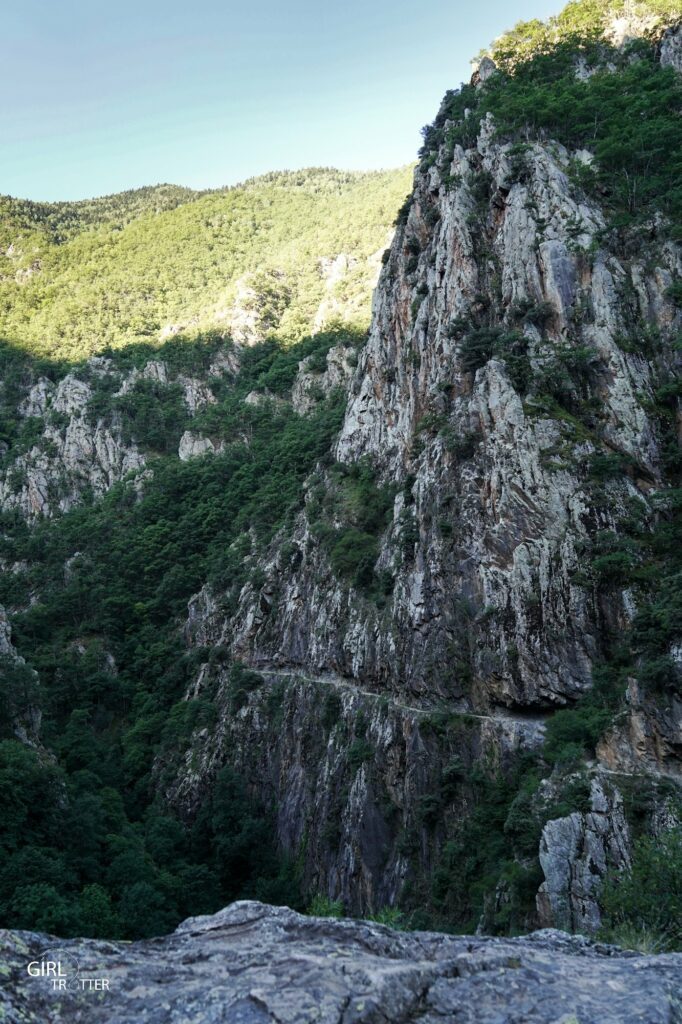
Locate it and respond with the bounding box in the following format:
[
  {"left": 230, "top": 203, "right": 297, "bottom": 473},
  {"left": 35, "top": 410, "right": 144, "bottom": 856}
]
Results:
[
  {"left": 0, "top": 361, "right": 145, "bottom": 521},
  {"left": 0, "top": 355, "right": 227, "bottom": 521},
  {"left": 178, "top": 430, "right": 219, "bottom": 461},
  {"left": 1, "top": 901, "right": 681, "bottom": 1024}
]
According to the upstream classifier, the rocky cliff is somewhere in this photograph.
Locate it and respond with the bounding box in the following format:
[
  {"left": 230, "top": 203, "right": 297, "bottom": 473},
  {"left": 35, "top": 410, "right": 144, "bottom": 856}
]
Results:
[
  {"left": 2, "top": 901, "right": 681, "bottom": 1024},
  {"left": 160, "top": 11, "right": 682, "bottom": 933}
]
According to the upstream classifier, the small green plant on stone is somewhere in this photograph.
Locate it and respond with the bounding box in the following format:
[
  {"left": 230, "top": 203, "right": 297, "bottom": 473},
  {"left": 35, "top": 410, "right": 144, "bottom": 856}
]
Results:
[
  {"left": 368, "top": 906, "right": 405, "bottom": 929},
  {"left": 308, "top": 894, "right": 344, "bottom": 918},
  {"left": 600, "top": 829, "right": 682, "bottom": 952},
  {"left": 322, "top": 691, "right": 342, "bottom": 732},
  {"left": 227, "top": 662, "right": 264, "bottom": 712},
  {"left": 347, "top": 737, "right": 374, "bottom": 772}
]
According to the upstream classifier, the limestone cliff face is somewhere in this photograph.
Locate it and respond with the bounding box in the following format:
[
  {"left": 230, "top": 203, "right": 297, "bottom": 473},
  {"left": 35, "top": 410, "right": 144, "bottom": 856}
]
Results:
[
  {"left": 226, "top": 120, "right": 678, "bottom": 710},
  {"left": 0, "top": 354, "right": 231, "bottom": 521},
  {"left": 165, "top": 43, "right": 682, "bottom": 929}
]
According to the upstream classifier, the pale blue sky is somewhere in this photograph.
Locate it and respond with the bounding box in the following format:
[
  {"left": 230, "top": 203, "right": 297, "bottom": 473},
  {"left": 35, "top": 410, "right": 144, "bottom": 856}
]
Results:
[{"left": 3, "top": 0, "right": 558, "bottom": 201}]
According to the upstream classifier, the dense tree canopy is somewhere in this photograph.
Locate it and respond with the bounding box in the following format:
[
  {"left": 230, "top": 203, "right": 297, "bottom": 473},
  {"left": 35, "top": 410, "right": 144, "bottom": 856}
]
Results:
[
  {"left": 0, "top": 168, "right": 411, "bottom": 361},
  {"left": 0, "top": 329, "right": 351, "bottom": 938}
]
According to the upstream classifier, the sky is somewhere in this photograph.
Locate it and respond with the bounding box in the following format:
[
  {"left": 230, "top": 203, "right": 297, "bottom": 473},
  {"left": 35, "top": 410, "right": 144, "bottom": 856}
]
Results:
[{"left": 3, "top": 0, "right": 559, "bottom": 202}]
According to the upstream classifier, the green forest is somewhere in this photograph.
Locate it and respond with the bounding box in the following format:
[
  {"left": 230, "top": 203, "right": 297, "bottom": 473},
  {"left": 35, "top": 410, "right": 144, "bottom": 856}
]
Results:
[
  {"left": 0, "top": 164, "right": 414, "bottom": 940},
  {"left": 0, "top": 329, "right": 356, "bottom": 938},
  {"left": 420, "top": 0, "right": 682, "bottom": 234},
  {"left": 0, "top": 167, "right": 412, "bottom": 361}
]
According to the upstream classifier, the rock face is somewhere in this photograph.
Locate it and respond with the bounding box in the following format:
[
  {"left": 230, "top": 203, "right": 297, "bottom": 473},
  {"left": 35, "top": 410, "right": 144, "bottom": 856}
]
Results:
[
  {"left": 291, "top": 344, "right": 357, "bottom": 415},
  {"left": 2, "top": 901, "right": 681, "bottom": 1024},
  {"left": 162, "top": 34, "right": 682, "bottom": 929},
  {"left": 660, "top": 24, "right": 682, "bottom": 72},
  {"left": 217, "top": 121, "right": 678, "bottom": 710},
  {"left": 161, "top": 668, "right": 546, "bottom": 914},
  {"left": 0, "top": 369, "right": 146, "bottom": 522},
  {"left": 0, "top": 355, "right": 229, "bottom": 521},
  {"left": 178, "top": 430, "right": 221, "bottom": 461},
  {"left": 597, "top": 677, "right": 682, "bottom": 776},
  {"left": 536, "top": 777, "right": 631, "bottom": 933},
  {"left": 0, "top": 603, "right": 17, "bottom": 659}
]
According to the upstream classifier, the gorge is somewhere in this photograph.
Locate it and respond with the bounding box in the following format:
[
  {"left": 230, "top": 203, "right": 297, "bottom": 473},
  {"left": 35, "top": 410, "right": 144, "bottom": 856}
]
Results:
[{"left": 1, "top": 0, "right": 682, "bottom": 1018}]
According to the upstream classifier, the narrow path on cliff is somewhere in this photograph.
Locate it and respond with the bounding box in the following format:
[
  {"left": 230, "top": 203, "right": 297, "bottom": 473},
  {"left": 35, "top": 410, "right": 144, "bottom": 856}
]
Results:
[
  {"left": 256, "top": 670, "right": 682, "bottom": 781},
  {"left": 596, "top": 765, "right": 681, "bottom": 783},
  {"left": 258, "top": 667, "right": 550, "bottom": 734}
]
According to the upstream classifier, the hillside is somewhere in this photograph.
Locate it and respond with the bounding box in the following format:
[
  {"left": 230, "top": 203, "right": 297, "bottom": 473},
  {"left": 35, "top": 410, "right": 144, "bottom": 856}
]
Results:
[
  {"left": 0, "top": 167, "right": 412, "bottom": 360},
  {"left": 0, "top": 0, "right": 681, "bottom": 964}
]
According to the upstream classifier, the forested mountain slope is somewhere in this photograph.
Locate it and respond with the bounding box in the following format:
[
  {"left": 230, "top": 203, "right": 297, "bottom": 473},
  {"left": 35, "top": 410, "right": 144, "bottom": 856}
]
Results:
[
  {"left": 0, "top": 0, "right": 681, "bottom": 956},
  {"left": 0, "top": 168, "right": 412, "bottom": 360}
]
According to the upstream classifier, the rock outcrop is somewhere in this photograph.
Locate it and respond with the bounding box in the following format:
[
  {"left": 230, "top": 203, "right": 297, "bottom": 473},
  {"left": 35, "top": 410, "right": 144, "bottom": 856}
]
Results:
[
  {"left": 0, "top": 370, "right": 145, "bottom": 522},
  {"left": 178, "top": 430, "right": 221, "bottom": 461},
  {"left": 0, "top": 354, "right": 231, "bottom": 520},
  {"left": 0, "top": 364, "right": 144, "bottom": 521},
  {"left": 536, "top": 777, "right": 631, "bottom": 933},
  {"left": 659, "top": 23, "right": 682, "bottom": 72},
  {"left": 2, "top": 901, "right": 681, "bottom": 1024},
  {"left": 291, "top": 344, "right": 357, "bottom": 414}
]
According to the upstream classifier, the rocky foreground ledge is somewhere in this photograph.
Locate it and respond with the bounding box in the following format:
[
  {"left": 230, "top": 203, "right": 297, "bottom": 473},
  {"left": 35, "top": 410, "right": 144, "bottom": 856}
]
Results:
[{"left": 1, "top": 901, "right": 681, "bottom": 1023}]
